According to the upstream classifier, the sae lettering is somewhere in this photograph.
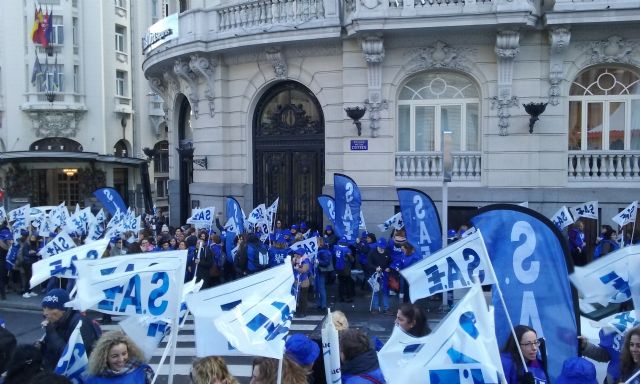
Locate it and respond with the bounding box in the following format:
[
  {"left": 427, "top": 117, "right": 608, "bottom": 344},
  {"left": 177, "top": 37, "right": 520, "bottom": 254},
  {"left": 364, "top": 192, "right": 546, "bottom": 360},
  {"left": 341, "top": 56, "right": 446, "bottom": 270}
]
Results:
[
  {"left": 97, "top": 271, "right": 170, "bottom": 315},
  {"left": 423, "top": 249, "right": 485, "bottom": 294}
]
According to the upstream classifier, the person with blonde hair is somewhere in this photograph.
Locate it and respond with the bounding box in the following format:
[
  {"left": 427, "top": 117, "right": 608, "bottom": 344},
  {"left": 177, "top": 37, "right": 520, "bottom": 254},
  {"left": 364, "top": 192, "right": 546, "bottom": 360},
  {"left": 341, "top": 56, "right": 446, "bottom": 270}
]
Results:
[
  {"left": 85, "top": 331, "right": 153, "bottom": 384},
  {"left": 250, "top": 356, "right": 309, "bottom": 384},
  {"left": 190, "top": 356, "right": 239, "bottom": 384},
  {"left": 332, "top": 310, "right": 349, "bottom": 331}
]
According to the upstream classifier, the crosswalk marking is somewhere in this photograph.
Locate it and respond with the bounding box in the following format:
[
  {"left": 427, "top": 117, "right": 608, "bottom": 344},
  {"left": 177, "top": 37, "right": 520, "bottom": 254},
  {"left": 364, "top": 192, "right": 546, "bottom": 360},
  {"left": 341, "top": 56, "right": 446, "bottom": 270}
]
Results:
[{"left": 99, "top": 313, "right": 324, "bottom": 383}]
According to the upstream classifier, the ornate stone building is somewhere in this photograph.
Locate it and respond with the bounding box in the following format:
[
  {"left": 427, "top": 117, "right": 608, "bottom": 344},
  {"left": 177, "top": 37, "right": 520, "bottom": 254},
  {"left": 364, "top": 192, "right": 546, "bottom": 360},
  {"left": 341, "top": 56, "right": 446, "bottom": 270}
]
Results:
[{"left": 142, "top": 0, "right": 640, "bottom": 243}]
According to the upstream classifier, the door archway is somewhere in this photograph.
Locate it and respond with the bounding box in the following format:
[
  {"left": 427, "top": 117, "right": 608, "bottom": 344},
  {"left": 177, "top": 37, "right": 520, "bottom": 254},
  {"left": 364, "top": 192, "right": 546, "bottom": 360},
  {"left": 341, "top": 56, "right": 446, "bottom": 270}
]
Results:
[{"left": 253, "top": 81, "right": 325, "bottom": 228}]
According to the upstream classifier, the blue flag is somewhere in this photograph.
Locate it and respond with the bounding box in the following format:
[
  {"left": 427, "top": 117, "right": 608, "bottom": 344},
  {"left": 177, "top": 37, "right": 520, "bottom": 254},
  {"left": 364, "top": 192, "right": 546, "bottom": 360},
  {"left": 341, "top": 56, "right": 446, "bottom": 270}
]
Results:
[
  {"left": 397, "top": 188, "right": 442, "bottom": 259},
  {"left": 333, "top": 174, "right": 361, "bottom": 244},
  {"left": 93, "top": 188, "right": 127, "bottom": 215},
  {"left": 225, "top": 197, "right": 244, "bottom": 260},
  {"left": 471, "top": 205, "right": 577, "bottom": 381},
  {"left": 317, "top": 195, "right": 337, "bottom": 234}
]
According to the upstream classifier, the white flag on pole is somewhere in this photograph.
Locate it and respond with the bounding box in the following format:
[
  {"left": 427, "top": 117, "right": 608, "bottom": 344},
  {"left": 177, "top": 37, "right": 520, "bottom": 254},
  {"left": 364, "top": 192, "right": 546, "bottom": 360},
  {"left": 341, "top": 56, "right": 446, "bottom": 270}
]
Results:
[
  {"left": 186, "top": 259, "right": 294, "bottom": 357},
  {"left": 400, "top": 230, "right": 495, "bottom": 302},
  {"left": 67, "top": 251, "right": 186, "bottom": 317},
  {"left": 378, "top": 284, "right": 504, "bottom": 384},
  {"left": 570, "top": 201, "right": 598, "bottom": 220},
  {"left": 8, "top": 204, "right": 30, "bottom": 232},
  {"left": 377, "top": 212, "right": 404, "bottom": 232},
  {"left": 38, "top": 231, "right": 77, "bottom": 258},
  {"left": 321, "top": 310, "right": 342, "bottom": 384},
  {"left": 54, "top": 319, "right": 89, "bottom": 384},
  {"left": 613, "top": 201, "right": 638, "bottom": 227},
  {"left": 266, "top": 198, "right": 279, "bottom": 233},
  {"left": 30, "top": 238, "right": 109, "bottom": 288},
  {"left": 289, "top": 237, "right": 319, "bottom": 263},
  {"left": 550, "top": 206, "right": 575, "bottom": 230},
  {"left": 49, "top": 202, "right": 70, "bottom": 229}
]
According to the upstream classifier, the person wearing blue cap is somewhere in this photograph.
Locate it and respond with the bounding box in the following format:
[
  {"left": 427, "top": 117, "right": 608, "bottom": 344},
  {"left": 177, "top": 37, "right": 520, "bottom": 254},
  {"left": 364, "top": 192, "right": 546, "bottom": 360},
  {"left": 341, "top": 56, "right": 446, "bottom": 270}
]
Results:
[
  {"left": 315, "top": 237, "right": 333, "bottom": 311},
  {"left": 0, "top": 228, "right": 12, "bottom": 300},
  {"left": 38, "top": 288, "right": 100, "bottom": 370},
  {"left": 269, "top": 234, "right": 290, "bottom": 267},
  {"left": 290, "top": 224, "right": 299, "bottom": 239},
  {"left": 285, "top": 333, "right": 320, "bottom": 375},
  {"left": 334, "top": 237, "right": 355, "bottom": 303},
  {"left": 368, "top": 237, "right": 391, "bottom": 314}
]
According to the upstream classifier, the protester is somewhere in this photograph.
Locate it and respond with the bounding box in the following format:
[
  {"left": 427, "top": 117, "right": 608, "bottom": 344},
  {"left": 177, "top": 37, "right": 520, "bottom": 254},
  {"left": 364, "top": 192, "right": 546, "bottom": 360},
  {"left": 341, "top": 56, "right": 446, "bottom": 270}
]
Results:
[
  {"left": 85, "top": 331, "right": 153, "bottom": 384},
  {"left": 250, "top": 356, "right": 308, "bottom": 384},
  {"left": 593, "top": 225, "right": 619, "bottom": 260},
  {"left": 555, "top": 356, "right": 597, "bottom": 384},
  {"left": 315, "top": 236, "right": 333, "bottom": 311},
  {"left": 292, "top": 248, "right": 311, "bottom": 318},
  {"left": 194, "top": 235, "right": 215, "bottom": 289},
  {"left": 334, "top": 237, "right": 355, "bottom": 303},
  {"left": 0, "top": 229, "right": 12, "bottom": 300},
  {"left": 568, "top": 220, "right": 586, "bottom": 266},
  {"left": 0, "top": 318, "right": 16, "bottom": 374},
  {"left": 190, "top": 356, "right": 239, "bottom": 384},
  {"left": 500, "top": 325, "right": 549, "bottom": 384},
  {"left": 368, "top": 238, "right": 391, "bottom": 315},
  {"left": 1, "top": 344, "right": 43, "bottom": 384},
  {"left": 339, "top": 328, "right": 386, "bottom": 383},
  {"left": 395, "top": 303, "right": 430, "bottom": 337},
  {"left": 619, "top": 326, "right": 640, "bottom": 383},
  {"left": 579, "top": 328, "right": 623, "bottom": 384},
  {"left": 285, "top": 333, "right": 320, "bottom": 380},
  {"left": 38, "top": 288, "right": 100, "bottom": 370}
]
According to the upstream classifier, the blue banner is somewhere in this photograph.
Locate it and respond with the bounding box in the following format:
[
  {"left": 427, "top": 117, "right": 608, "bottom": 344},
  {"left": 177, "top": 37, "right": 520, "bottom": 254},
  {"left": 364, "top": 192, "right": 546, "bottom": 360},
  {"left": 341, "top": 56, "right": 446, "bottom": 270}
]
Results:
[
  {"left": 471, "top": 205, "right": 577, "bottom": 382},
  {"left": 225, "top": 197, "right": 245, "bottom": 260},
  {"left": 93, "top": 188, "right": 127, "bottom": 215},
  {"left": 317, "top": 195, "right": 337, "bottom": 235},
  {"left": 333, "top": 174, "right": 361, "bottom": 244},
  {"left": 397, "top": 188, "right": 442, "bottom": 259}
]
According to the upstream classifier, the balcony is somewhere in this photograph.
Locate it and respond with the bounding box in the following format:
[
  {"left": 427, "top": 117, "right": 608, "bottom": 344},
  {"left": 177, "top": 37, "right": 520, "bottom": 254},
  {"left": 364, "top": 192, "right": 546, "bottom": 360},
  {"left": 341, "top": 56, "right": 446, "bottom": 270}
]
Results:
[
  {"left": 568, "top": 150, "right": 640, "bottom": 182},
  {"left": 395, "top": 151, "right": 481, "bottom": 182},
  {"left": 546, "top": 0, "right": 640, "bottom": 25}
]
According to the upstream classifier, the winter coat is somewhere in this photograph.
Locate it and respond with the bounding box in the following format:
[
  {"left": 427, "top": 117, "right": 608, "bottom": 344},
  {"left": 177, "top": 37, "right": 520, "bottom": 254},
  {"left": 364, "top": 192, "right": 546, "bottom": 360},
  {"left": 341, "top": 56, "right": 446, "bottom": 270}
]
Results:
[
  {"left": 41, "top": 310, "right": 99, "bottom": 371},
  {"left": 341, "top": 349, "right": 387, "bottom": 384},
  {"left": 84, "top": 362, "right": 153, "bottom": 384},
  {"left": 500, "top": 352, "right": 548, "bottom": 384}
]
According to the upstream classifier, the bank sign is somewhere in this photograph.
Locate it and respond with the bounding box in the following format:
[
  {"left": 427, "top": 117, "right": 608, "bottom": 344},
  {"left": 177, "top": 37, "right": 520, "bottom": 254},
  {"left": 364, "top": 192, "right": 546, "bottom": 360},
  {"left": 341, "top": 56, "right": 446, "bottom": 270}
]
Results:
[{"left": 142, "top": 13, "right": 179, "bottom": 54}]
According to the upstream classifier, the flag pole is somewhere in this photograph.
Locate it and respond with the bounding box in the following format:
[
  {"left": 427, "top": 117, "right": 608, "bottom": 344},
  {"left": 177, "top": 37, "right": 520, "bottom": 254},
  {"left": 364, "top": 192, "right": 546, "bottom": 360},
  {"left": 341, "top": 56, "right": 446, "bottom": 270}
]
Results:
[
  {"left": 625, "top": 368, "right": 640, "bottom": 384},
  {"left": 276, "top": 348, "right": 285, "bottom": 384},
  {"left": 166, "top": 291, "right": 182, "bottom": 384},
  {"left": 151, "top": 330, "right": 173, "bottom": 384},
  {"left": 483, "top": 241, "right": 529, "bottom": 373}
]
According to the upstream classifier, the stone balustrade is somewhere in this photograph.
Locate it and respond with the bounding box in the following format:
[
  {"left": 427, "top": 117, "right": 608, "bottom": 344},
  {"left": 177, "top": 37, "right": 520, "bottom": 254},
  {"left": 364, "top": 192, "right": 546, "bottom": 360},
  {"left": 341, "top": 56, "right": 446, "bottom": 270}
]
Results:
[
  {"left": 395, "top": 151, "right": 481, "bottom": 181},
  {"left": 568, "top": 150, "right": 640, "bottom": 181}
]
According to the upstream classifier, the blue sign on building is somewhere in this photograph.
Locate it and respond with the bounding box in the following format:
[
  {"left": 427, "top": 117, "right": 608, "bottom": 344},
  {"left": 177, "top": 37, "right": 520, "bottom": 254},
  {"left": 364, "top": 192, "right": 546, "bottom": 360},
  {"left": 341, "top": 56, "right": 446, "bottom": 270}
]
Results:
[{"left": 350, "top": 140, "right": 368, "bottom": 151}]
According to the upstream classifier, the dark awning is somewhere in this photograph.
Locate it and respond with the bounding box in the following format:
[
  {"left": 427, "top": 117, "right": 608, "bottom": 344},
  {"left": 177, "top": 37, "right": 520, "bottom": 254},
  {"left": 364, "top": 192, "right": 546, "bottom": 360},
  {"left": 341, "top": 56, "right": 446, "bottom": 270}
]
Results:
[{"left": 0, "top": 151, "right": 147, "bottom": 166}]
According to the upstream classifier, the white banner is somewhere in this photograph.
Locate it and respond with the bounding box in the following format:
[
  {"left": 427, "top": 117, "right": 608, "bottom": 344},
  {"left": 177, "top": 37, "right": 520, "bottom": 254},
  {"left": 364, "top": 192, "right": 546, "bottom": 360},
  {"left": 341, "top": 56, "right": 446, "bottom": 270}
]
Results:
[
  {"left": 570, "top": 245, "right": 640, "bottom": 306},
  {"left": 120, "top": 316, "right": 170, "bottom": 361},
  {"left": 570, "top": 201, "right": 598, "bottom": 220},
  {"left": 68, "top": 251, "right": 186, "bottom": 317},
  {"left": 38, "top": 231, "right": 77, "bottom": 258},
  {"left": 378, "top": 284, "right": 504, "bottom": 384},
  {"left": 54, "top": 320, "right": 88, "bottom": 383},
  {"left": 266, "top": 198, "right": 279, "bottom": 233},
  {"left": 186, "top": 259, "right": 293, "bottom": 357},
  {"left": 400, "top": 230, "right": 495, "bottom": 302},
  {"left": 86, "top": 209, "right": 107, "bottom": 242},
  {"left": 187, "top": 206, "right": 215, "bottom": 227},
  {"left": 30, "top": 238, "right": 109, "bottom": 288},
  {"left": 104, "top": 209, "right": 126, "bottom": 239},
  {"left": 289, "top": 237, "right": 319, "bottom": 262},
  {"left": 613, "top": 201, "right": 638, "bottom": 227},
  {"left": 550, "top": 206, "right": 575, "bottom": 230},
  {"left": 49, "top": 202, "right": 70, "bottom": 229},
  {"left": 214, "top": 287, "right": 295, "bottom": 359},
  {"left": 321, "top": 310, "right": 341, "bottom": 384},
  {"left": 8, "top": 204, "right": 30, "bottom": 230},
  {"left": 377, "top": 212, "right": 404, "bottom": 232}
]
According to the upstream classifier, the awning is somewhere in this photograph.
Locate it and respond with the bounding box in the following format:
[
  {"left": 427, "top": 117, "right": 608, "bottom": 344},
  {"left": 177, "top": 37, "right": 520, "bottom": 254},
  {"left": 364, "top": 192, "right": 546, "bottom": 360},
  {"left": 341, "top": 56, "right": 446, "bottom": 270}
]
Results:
[{"left": 0, "top": 151, "right": 148, "bottom": 166}]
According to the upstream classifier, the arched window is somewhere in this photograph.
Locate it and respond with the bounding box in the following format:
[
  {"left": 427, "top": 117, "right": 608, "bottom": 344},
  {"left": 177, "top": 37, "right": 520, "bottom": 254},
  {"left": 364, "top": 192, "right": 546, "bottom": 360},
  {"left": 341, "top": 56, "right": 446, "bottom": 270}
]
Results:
[
  {"left": 569, "top": 66, "right": 640, "bottom": 151},
  {"left": 113, "top": 140, "right": 128, "bottom": 157},
  {"left": 153, "top": 140, "right": 169, "bottom": 173},
  {"left": 397, "top": 72, "right": 480, "bottom": 153}
]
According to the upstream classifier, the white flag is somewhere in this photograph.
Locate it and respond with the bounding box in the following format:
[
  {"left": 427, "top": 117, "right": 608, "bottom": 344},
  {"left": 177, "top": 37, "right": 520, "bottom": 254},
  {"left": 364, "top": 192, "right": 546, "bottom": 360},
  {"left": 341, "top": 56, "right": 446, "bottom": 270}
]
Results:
[
  {"left": 321, "top": 310, "right": 342, "bottom": 384},
  {"left": 38, "top": 217, "right": 55, "bottom": 238},
  {"left": 570, "top": 201, "right": 598, "bottom": 220},
  {"left": 86, "top": 209, "right": 107, "bottom": 242},
  {"left": 54, "top": 320, "right": 89, "bottom": 384},
  {"left": 187, "top": 206, "right": 215, "bottom": 228},
  {"left": 214, "top": 286, "right": 295, "bottom": 359},
  {"left": 30, "top": 238, "right": 109, "bottom": 288},
  {"left": 569, "top": 245, "right": 640, "bottom": 306},
  {"left": 67, "top": 251, "right": 186, "bottom": 317},
  {"left": 266, "top": 198, "right": 279, "bottom": 233},
  {"left": 597, "top": 310, "right": 640, "bottom": 336},
  {"left": 186, "top": 259, "right": 294, "bottom": 357},
  {"left": 400, "top": 230, "right": 495, "bottom": 302},
  {"left": 290, "top": 237, "right": 319, "bottom": 263},
  {"left": 38, "top": 231, "right": 77, "bottom": 258},
  {"left": 377, "top": 212, "right": 404, "bottom": 232},
  {"left": 120, "top": 316, "right": 171, "bottom": 361},
  {"left": 613, "top": 201, "right": 638, "bottom": 227},
  {"left": 378, "top": 284, "right": 504, "bottom": 384},
  {"left": 0, "top": 207, "right": 6, "bottom": 223},
  {"left": 550, "top": 206, "right": 575, "bottom": 230},
  {"left": 49, "top": 202, "right": 70, "bottom": 229},
  {"left": 104, "top": 209, "right": 126, "bottom": 239},
  {"left": 8, "top": 204, "right": 30, "bottom": 231}
]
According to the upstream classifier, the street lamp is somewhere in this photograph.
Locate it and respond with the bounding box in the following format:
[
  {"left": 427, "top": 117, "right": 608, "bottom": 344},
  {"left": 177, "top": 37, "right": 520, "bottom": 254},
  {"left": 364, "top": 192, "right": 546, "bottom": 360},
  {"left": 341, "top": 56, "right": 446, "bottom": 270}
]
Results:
[
  {"left": 523, "top": 102, "right": 548, "bottom": 134},
  {"left": 345, "top": 106, "right": 367, "bottom": 136}
]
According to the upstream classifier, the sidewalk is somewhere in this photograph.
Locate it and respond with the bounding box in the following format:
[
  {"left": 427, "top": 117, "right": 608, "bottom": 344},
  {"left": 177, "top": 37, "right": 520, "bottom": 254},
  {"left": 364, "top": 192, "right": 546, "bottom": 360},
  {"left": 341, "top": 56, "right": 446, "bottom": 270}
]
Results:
[{"left": 0, "top": 290, "right": 44, "bottom": 312}]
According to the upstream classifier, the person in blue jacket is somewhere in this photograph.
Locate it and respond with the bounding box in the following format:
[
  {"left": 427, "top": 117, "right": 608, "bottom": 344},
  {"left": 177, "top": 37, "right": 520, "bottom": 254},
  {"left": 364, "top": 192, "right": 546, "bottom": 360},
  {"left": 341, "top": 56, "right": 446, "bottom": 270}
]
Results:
[
  {"left": 268, "top": 234, "right": 290, "bottom": 266},
  {"left": 315, "top": 236, "right": 333, "bottom": 311},
  {"left": 619, "top": 326, "right": 640, "bottom": 384},
  {"left": 390, "top": 242, "right": 421, "bottom": 303},
  {"left": 340, "top": 328, "right": 387, "bottom": 383},
  {"left": 85, "top": 331, "right": 153, "bottom": 384},
  {"left": 500, "top": 325, "right": 549, "bottom": 384},
  {"left": 580, "top": 327, "right": 624, "bottom": 383}
]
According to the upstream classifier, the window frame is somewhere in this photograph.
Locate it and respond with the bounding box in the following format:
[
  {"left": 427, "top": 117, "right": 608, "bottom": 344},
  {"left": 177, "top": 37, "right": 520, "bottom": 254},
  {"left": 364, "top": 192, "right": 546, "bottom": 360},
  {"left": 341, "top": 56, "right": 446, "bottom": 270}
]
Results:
[
  {"left": 115, "top": 70, "right": 126, "bottom": 96},
  {"left": 115, "top": 25, "right": 126, "bottom": 53}
]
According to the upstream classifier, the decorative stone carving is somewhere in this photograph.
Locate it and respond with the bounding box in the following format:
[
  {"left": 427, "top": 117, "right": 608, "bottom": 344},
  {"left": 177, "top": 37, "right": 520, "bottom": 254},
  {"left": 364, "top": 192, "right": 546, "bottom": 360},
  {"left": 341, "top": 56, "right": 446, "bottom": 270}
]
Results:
[
  {"left": 265, "top": 47, "right": 288, "bottom": 79},
  {"left": 28, "top": 111, "right": 85, "bottom": 138},
  {"left": 362, "top": 35, "right": 386, "bottom": 137},
  {"left": 548, "top": 27, "right": 571, "bottom": 106},
  {"left": 494, "top": 30, "right": 520, "bottom": 135},
  {"left": 173, "top": 59, "right": 199, "bottom": 118},
  {"left": 405, "top": 41, "right": 474, "bottom": 72},
  {"left": 149, "top": 115, "right": 165, "bottom": 137},
  {"left": 585, "top": 35, "right": 638, "bottom": 65},
  {"left": 189, "top": 55, "right": 218, "bottom": 118}
]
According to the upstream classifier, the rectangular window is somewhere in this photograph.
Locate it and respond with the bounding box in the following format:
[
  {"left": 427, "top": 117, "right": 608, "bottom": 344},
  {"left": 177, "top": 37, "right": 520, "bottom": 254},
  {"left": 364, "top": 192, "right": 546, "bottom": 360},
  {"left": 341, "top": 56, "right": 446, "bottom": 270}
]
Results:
[
  {"left": 466, "top": 103, "right": 479, "bottom": 151},
  {"left": 441, "top": 105, "right": 461, "bottom": 152},
  {"left": 115, "top": 25, "right": 126, "bottom": 53},
  {"left": 398, "top": 105, "right": 410, "bottom": 152},
  {"left": 51, "top": 15, "right": 64, "bottom": 45},
  {"left": 73, "top": 65, "right": 80, "bottom": 93},
  {"left": 587, "top": 102, "right": 603, "bottom": 150},
  {"left": 39, "top": 64, "right": 64, "bottom": 92},
  {"left": 72, "top": 17, "right": 78, "bottom": 47},
  {"left": 116, "top": 70, "right": 126, "bottom": 96},
  {"left": 415, "top": 106, "right": 435, "bottom": 152},
  {"left": 632, "top": 100, "right": 640, "bottom": 150},
  {"left": 568, "top": 101, "right": 582, "bottom": 150},
  {"left": 156, "top": 178, "right": 169, "bottom": 198},
  {"left": 609, "top": 102, "right": 625, "bottom": 150}
]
